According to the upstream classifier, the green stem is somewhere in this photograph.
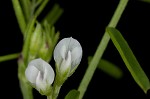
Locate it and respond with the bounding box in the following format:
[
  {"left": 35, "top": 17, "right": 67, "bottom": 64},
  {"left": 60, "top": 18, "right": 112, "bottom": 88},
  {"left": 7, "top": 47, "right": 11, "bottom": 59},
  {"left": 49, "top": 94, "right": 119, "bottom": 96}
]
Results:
[
  {"left": 12, "top": 0, "right": 26, "bottom": 34},
  {"left": 47, "top": 95, "right": 52, "bottom": 99},
  {"left": 51, "top": 73, "right": 62, "bottom": 99},
  {"left": 0, "top": 53, "right": 20, "bottom": 62},
  {"left": 77, "top": 0, "right": 129, "bottom": 99},
  {"left": 34, "top": 0, "right": 49, "bottom": 18},
  {"left": 20, "top": 0, "right": 31, "bottom": 22},
  {"left": 22, "top": 17, "right": 36, "bottom": 64},
  {"left": 42, "top": 4, "right": 64, "bottom": 25},
  {"left": 18, "top": 57, "right": 33, "bottom": 99},
  {"left": 19, "top": 80, "right": 33, "bottom": 99},
  {"left": 52, "top": 84, "right": 61, "bottom": 99},
  {"left": 19, "top": 1, "right": 50, "bottom": 98}
]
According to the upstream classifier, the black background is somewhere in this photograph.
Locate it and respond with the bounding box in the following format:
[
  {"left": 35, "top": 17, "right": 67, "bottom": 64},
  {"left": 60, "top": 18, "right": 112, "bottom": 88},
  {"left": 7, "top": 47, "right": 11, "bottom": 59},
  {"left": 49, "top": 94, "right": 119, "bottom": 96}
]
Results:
[{"left": 0, "top": 0, "right": 150, "bottom": 99}]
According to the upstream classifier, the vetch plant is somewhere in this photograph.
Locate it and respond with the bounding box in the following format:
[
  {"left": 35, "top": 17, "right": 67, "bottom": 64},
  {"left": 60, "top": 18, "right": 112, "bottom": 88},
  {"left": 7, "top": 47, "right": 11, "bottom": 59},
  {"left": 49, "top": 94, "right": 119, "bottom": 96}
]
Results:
[
  {"left": 25, "top": 37, "right": 82, "bottom": 99},
  {"left": 0, "top": 0, "right": 150, "bottom": 99}
]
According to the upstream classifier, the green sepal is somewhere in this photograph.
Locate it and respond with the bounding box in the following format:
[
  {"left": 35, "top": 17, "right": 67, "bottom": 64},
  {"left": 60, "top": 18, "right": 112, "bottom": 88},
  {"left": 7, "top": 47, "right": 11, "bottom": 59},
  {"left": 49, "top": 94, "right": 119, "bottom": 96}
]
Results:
[
  {"left": 55, "top": 63, "right": 71, "bottom": 85},
  {"left": 68, "top": 65, "right": 79, "bottom": 77},
  {"left": 39, "top": 85, "right": 53, "bottom": 96},
  {"left": 38, "top": 21, "right": 59, "bottom": 62},
  {"left": 29, "top": 22, "right": 43, "bottom": 60}
]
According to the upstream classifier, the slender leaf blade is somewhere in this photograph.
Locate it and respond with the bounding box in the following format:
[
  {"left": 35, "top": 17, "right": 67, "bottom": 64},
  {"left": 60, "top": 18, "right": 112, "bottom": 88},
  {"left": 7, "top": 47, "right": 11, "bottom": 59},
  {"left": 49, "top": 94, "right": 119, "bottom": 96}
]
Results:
[
  {"left": 65, "top": 89, "right": 80, "bottom": 99},
  {"left": 88, "top": 56, "right": 123, "bottom": 79},
  {"left": 139, "top": 0, "right": 150, "bottom": 3},
  {"left": 98, "top": 59, "right": 123, "bottom": 79},
  {"left": 106, "top": 27, "right": 150, "bottom": 93}
]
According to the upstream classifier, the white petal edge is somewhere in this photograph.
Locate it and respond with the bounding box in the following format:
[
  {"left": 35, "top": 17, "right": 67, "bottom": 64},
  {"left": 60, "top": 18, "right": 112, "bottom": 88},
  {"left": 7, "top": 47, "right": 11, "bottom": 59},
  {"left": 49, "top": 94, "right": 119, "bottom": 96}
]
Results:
[
  {"left": 71, "top": 46, "right": 82, "bottom": 69},
  {"left": 42, "top": 59, "right": 55, "bottom": 85},
  {"left": 54, "top": 38, "right": 70, "bottom": 64},
  {"left": 25, "top": 65, "right": 39, "bottom": 84}
]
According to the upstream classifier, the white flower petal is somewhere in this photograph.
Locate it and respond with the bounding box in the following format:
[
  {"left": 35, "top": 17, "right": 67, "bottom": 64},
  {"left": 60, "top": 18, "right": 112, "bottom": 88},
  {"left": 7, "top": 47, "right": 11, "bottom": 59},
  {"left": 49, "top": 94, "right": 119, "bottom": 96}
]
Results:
[
  {"left": 25, "top": 58, "right": 55, "bottom": 92},
  {"left": 36, "top": 71, "right": 46, "bottom": 91},
  {"left": 43, "top": 60, "right": 55, "bottom": 85},
  {"left": 54, "top": 37, "right": 82, "bottom": 74},
  {"left": 60, "top": 45, "right": 67, "bottom": 59},
  {"left": 60, "top": 51, "right": 71, "bottom": 73},
  {"left": 25, "top": 65, "right": 39, "bottom": 84},
  {"left": 54, "top": 38, "right": 70, "bottom": 65},
  {"left": 71, "top": 46, "right": 82, "bottom": 69},
  {"left": 29, "top": 58, "right": 44, "bottom": 71},
  {"left": 68, "top": 37, "right": 81, "bottom": 50}
]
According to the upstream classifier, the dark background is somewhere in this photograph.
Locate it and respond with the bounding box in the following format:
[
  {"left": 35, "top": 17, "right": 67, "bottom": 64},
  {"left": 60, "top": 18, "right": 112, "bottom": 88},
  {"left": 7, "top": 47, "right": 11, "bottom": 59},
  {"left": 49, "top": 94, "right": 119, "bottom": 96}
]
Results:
[{"left": 0, "top": 0, "right": 150, "bottom": 99}]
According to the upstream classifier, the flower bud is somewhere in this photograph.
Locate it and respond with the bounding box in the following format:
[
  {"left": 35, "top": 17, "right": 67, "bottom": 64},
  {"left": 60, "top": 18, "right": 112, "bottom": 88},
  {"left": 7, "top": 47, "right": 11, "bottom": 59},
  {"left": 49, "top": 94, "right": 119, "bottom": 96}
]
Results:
[
  {"left": 25, "top": 58, "right": 55, "bottom": 95},
  {"left": 54, "top": 37, "right": 82, "bottom": 77},
  {"left": 38, "top": 24, "right": 60, "bottom": 62},
  {"left": 29, "top": 23, "right": 43, "bottom": 60}
]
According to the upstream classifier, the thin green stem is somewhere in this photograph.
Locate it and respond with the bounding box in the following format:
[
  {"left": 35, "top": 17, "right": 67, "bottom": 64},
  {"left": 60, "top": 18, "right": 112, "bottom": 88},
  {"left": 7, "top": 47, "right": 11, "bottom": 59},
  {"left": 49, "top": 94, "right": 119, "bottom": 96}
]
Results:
[
  {"left": 12, "top": 0, "right": 26, "bottom": 34},
  {"left": 47, "top": 95, "right": 52, "bottom": 99},
  {"left": 42, "top": 4, "right": 64, "bottom": 25},
  {"left": 77, "top": 0, "right": 129, "bottom": 99},
  {"left": 51, "top": 72, "right": 62, "bottom": 99},
  {"left": 34, "top": 0, "right": 49, "bottom": 18},
  {"left": 22, "top": 17, "right": 36, "bottom": 65},
  {"left": 35, "top": 0, "right": 43, "bottom": 7},
  {"left": 0, "top": 53, "right": 20, "bottom": 62},
  {"left": 18, "top": 57, "right": 33, "bottom": 99},
  {"left": 20, "top": 0, "right": 31, "bottom": 21},
  {"left": 52, "top": 84, "right": 61, "bottom": 99},
  {"left": 19, "top": 80, "right": 33, "bottom": 99}
]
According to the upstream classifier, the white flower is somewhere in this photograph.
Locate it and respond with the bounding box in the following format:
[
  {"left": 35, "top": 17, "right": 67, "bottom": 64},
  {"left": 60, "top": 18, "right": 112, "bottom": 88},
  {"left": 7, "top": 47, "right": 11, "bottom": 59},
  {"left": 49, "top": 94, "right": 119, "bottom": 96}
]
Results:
[
  {"left": 25, "top": 58, "right": 55, "bottom": 94},
  {"left": 54, "top": 37, "right": 82, "bottom": 76}
]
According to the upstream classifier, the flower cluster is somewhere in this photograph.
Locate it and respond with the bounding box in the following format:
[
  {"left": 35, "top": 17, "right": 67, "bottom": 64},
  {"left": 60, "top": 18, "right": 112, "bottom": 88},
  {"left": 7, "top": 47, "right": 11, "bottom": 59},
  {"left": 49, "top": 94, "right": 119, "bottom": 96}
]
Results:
[{"left": 25, "top": 37, "right": 82, "bottom": 96}]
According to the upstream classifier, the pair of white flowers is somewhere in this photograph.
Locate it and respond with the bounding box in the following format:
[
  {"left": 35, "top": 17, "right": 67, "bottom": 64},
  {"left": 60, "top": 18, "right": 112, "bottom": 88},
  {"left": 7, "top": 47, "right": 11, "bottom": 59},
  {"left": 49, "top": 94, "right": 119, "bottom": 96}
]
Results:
[{"left": 25, "top": 37, "right": 82, "bottom": 94}]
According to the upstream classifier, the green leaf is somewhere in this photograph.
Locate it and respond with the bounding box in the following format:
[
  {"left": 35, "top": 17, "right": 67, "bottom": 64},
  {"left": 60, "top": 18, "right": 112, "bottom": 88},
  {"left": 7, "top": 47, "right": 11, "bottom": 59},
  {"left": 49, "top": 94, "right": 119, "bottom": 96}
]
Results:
[
  {"left": 139, "top": 0, "right": 150, "bottom": 3},
  {"left": 65, "top": 89, "right": 80, "bottom": 99},
  {"left": 88, "top": 56, "right": 123, "bottom": 79},
  {"left": 98, "top": 59, "right": 123, "bottom": 79},
  {"left": 106, "top": 27, "right": 150, "bottom": 93},
  {"left": 20, "top": 0, "right": 31, "bottom": 21}
]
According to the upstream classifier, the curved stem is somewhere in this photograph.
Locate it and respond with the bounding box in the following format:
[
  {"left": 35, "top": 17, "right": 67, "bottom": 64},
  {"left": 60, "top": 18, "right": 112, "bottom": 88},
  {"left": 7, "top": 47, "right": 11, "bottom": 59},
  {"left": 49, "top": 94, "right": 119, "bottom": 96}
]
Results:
[{"left": 77, "top": 0, "right": 129, "bottom": 99}]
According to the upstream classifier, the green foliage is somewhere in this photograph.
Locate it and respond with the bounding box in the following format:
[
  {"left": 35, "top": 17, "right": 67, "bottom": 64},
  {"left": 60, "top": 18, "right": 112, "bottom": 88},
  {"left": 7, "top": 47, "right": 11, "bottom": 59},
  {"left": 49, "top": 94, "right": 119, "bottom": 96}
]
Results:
[
  {"left": 106, "top": 27, "right": 150, "bottom": 93},
  {"left": 97, "top": 59, "right": 123, "bottom": 79},
  {"left": 1, "top": 0, "right": 149, "bottom": 99},
  {"left": 140, "top": 0, "right": 150, "bottom": 3},
  {"left": 65, "top": 89, "right": 80, "bottom": 99},
  {"left": 88, "top": 56, "right": 123, "bottom": 79},
  {"left": 42, "top": 3, "right": 64, "bottom": 25}
]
